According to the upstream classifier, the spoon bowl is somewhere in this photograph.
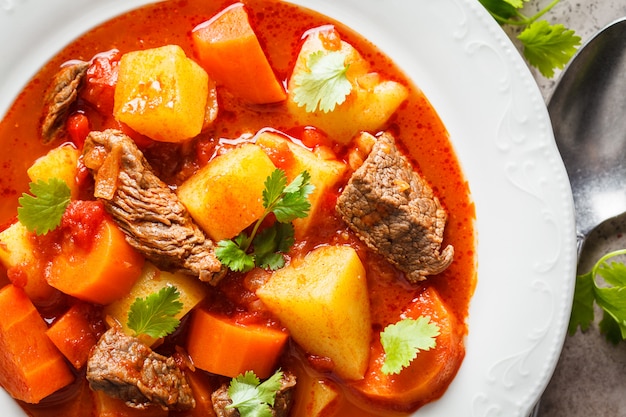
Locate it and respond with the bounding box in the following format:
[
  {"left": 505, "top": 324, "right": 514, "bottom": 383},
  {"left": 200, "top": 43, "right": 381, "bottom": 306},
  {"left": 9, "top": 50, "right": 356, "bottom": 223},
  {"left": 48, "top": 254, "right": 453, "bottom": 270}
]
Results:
[{"left": 548, "top": 17, "right": 626, "bottom": 254}]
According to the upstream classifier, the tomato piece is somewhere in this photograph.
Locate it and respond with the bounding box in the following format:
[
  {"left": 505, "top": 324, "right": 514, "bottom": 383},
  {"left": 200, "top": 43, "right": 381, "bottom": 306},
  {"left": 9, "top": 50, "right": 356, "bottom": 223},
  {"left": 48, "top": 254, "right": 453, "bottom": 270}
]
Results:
[
  {"left": 300, "top": 126, "right": 332, "bottom": 149},
  {"left": 81, "top": 49, "right": 121, "bottom": 114},
  {"left": 61, "top": 200, "right": 106, "bottom": 251},
  {"left": 66, "top": 112, "right": 91, "bottom": 148}
]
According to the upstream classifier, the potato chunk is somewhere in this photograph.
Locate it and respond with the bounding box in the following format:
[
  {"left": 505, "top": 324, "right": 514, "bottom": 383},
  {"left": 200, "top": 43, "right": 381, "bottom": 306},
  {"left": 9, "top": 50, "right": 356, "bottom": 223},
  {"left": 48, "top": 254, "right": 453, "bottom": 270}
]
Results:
[
  {"left": 104, "top": 262, "right": 206, "bottom": 346},
  {"left": 291, "top": 371, "right": 340, "bottom": 417},
  {"left": 0, "top": 222, "right": 58, "bottom": 305},
  {"left": 287, "top": 26, "right": 408, "bottom": 144},
  {"left": 27, "top": 144, "right": 80, "bottom": 199},
  {"left": 255, "top": 131, "right": 346, "bottom": 238},
  {"left": 114, "top": 45, "right": 209, "bottom": 143},
  {"left": 177, "top": 144, "right": 276, "bottom": 241},
  {"left": 256, "top": 245, "right": 371, "bottom": 381}
]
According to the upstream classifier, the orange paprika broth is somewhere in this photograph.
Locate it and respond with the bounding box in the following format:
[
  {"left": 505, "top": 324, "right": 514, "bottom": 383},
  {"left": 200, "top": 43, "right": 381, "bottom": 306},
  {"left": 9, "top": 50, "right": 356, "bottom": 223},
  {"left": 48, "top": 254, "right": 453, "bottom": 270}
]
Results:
[{"left": 0, "top": 0, "right": 476, "bottom": 416}]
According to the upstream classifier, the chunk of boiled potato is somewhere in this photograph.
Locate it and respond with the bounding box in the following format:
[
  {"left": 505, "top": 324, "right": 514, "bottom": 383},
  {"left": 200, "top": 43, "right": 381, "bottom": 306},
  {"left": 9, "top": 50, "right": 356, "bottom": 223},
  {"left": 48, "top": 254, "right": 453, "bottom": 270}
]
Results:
[
  {"left": 177, "top": 143, "right": 276, "bottom": 241},
  {"left": 104, "top": 262, "right": 207, "bottom": 346},
  {"left": 27, "top": 144, "right": 80, "bottom": 199},
  {"left": 291, "top": 371, "right": 340, "bottom": 417},
  {"left": 255, "top": 131, "right": 346, "bottom": 239},
  {"left": 287, "top": 26, "right": 408, "bottom": 144},
  {"left": 114, "top": 45, "right": 209, "bottom": 143},
  {"left": 0, "top": 222, "right": 58, "bottom": 305},
  {"left": 256, "top": 245, "right": 371, "bottom": 381}
]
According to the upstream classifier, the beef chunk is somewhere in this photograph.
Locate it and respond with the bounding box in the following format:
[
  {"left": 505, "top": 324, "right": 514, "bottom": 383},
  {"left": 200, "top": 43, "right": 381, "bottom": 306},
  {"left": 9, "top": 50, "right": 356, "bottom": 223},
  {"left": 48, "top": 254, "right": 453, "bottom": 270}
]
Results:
[
  {"left": 336, "top": 132, "right": 454, "bottom": 282},
  {"left": 82, "top": 129, "right": 225, "bottom": 284},
  {"left": 86, "top": 326, "right": 195, "bottom": 411},
  {"left": 40, "top": 61, "right": 89, "bottom": 143},
  {"left": 211, "top": 371, "right": 296, "bottom": 417}
]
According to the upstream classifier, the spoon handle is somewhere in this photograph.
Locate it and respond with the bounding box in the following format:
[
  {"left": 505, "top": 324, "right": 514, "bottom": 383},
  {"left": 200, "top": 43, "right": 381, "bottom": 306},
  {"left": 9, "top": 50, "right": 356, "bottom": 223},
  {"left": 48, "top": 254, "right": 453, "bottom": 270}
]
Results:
[{"left": 577, "top": 233, "right": 585, "bottom": 261}]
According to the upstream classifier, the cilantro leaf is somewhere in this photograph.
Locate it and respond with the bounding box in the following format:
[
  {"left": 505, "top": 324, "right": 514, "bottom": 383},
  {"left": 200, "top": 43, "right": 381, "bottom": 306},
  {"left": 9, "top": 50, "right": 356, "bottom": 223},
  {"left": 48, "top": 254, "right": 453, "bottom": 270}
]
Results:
[
  {"left": 216, "top": 168, "right": 313, "bottom": 273},
  {"left": 262, "top": 169, "right": 288, "bottom": 209},
  {"left": 380, "top": 316, "right": 440, "bottom": 375},
  {"left": 593, "top": 284, "right": 626, "bottom": 339},
  {"left": 599, "top": 311, "right": 623, "bottom": 345},
  {"left": 518, "top": 21, "right": 580, "bottom": 78},
  {"left": 568, "top": 249, "right": 626, "bottom": 344},
  {"left": 227, "top": 370, "right": 283, "bottom": 417},
  {"left": 478, "top": 0, "right": 580, "bottom": 78},
  {"left": 17, "top": 178, "right": 71, "bottom": 235},
  {"left": 567, "top": 271, "right": 595, "bottom": 335},
  {"left": 253, "top": 223, "right": 294, "bottom": 270},
  {"left": 598, "top": 260, "right": 626, "bottom": 287},
  {"left": 292, "top": 51, "right": 352, "bottom": 113},
  {"left": 127, "top": 286, "right": 183, "bottom": 339},
  {"left": 272, "top": 172, "right": 314, "bottom": 223},
  {"left": 216, "top": 234, "right": 256, "bottom": 272},
  {"left": 478, "top": 0, "right": 522, "bottom": 21}
]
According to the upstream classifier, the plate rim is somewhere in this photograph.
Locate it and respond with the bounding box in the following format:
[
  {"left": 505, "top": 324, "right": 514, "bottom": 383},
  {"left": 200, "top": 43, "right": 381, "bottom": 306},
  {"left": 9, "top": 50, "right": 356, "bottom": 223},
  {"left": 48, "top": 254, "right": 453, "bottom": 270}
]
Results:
[{"left": 0, "top": 0, "right": 577, "bottom": 416}]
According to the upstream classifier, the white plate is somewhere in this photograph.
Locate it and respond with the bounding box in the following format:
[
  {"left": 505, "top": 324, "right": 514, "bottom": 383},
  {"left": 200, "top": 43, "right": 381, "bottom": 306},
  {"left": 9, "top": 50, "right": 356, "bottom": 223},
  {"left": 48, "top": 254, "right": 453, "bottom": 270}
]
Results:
[{"left": 0, "top": 0, "right": 577, "bottom": 416}]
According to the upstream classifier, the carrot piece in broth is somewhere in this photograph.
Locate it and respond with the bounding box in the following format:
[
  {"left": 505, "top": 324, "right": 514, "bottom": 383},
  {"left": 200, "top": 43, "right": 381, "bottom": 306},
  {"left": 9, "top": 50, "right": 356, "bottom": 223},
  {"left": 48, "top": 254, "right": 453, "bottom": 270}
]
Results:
[
  {"left": 187, "top": 308, "right": 288, "bottom": 379},
  {"left": 192, "top": 3, "right": 287, "bottom": 104},
  {"left": 0, "top": 284, "right": 74, "bottom": 404},
  {"left": 348, "top": 287, "right": 465, "bottom": 412},
  {"left": 46, "top": 302, "right": 105, "bottom": 369},
  {"left": 47, "top": 216, "right": 144, "bottom": 305}
]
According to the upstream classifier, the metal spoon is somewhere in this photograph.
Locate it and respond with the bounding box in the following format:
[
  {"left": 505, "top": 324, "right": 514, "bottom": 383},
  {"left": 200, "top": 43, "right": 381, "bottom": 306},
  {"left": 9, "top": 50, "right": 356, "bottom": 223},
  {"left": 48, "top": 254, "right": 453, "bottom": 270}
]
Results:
[
  {"left": 529, "top": 16, "right": 626, "bottom": 417},
  {"left": 548, "top": 17, "right": 626, "bottom": 255}
]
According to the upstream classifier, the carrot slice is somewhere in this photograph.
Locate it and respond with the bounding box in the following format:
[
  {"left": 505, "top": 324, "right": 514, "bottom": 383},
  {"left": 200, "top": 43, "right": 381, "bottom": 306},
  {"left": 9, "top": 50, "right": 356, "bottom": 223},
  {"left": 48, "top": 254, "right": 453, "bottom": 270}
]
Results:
[
  {"left": 187, "top": 308, "right": 288, "bottom": 379},
  {"left": 46, "top": 302, "right": 105, "bottom": 369},
  {"left": 47, "top": 217, "right": 144, "bottom": 305},
  {"left": 348, "top": 287, "right": 465, "bottom": 412},
  {"left": 0, "top": 284, "right": 74, "bottom": 403},
  {"left": 192, "top": 3, "right": 286, "bottom": 104},
  {"left": 185, "top": 370, "right": 218, "bottom": 417}
]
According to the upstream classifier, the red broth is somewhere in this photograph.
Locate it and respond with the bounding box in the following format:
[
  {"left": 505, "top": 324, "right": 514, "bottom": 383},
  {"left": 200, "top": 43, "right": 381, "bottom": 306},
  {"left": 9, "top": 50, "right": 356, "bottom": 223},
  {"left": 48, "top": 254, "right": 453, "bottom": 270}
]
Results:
[{"left": 0, "top": 0, "right": 476, "bottom": 416}]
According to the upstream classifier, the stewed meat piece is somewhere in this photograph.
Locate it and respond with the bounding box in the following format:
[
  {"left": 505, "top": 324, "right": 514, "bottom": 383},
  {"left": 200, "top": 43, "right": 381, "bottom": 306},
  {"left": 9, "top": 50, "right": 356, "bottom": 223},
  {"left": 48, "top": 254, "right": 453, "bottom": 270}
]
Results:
[
  {"left": 211, "top": 371, "right": 297, "bottom": 417},
  {"left": 336, "top": 132, "right": 454, "bottom": 282},
  {"left": 40, "top": 61, "right": 89, "bottom": 143},
  {"left": 82, "top": 129, "right": 225, "bottom": 284},
  {"left": 86, "top": 325, "right": 195, "bottom": 411}
]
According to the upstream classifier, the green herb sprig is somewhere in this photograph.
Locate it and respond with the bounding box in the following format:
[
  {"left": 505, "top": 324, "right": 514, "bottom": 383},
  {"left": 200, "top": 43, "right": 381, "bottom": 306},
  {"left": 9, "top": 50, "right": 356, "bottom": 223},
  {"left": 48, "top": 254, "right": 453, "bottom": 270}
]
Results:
[
  {"left": 17, "top": 178, "right": 71, "bottom": 235},
  {"left": 292, "top": 50, "right": 352, "bottom": 113},
  {"left": 569, "top": 249, "right": 626, "bottom": 344},
  {"left": 127, "top": 286, "right": 184, "bottom": 339},
  {"left": 380, "top": 316, "right": 440, "bottom": 375},
  {"left": 227, "top": 370, "right": 283, "bottom": 417},
  {"left": 480, "top": 0, "right": 581, "bottom": 78},
  {"left": 216, "top": 169, "right": 314, "bottom": 273}
]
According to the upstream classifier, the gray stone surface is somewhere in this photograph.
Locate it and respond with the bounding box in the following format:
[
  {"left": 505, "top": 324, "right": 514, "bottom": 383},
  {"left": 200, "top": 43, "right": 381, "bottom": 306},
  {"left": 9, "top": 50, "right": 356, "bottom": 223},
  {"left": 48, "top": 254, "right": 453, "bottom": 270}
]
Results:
[{"left": 505, "top": 1, "right": 626, "bottom": 415}]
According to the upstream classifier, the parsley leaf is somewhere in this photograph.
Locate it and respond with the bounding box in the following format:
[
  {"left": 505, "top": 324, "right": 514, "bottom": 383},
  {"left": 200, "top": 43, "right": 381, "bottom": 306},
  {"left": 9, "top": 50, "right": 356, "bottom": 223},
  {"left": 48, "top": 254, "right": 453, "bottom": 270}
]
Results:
[
  {"left": 479, "top": 0, "right": 581, "bottom": 78},
  {"left": 569, "top": 249, "right": 626, "bottom": 344},
  {"left": 17, "top": 178, "right": 71, "bottom": 235},
  {"left": 479, "top": 0, "right": 525, "bottom": 21},
  {"left": 127, "top": 286, "right": 183, "bottom": 339},
  {"left": 216, "top": 169, "right": 313, "bottom": 273},
  {"left": 380, "top": 316, "right": 440, "bottom": 375},
  {"left": 567, "top": 270, "right": 595, "bottom": 335},
  {"left": 227, "top": 370, "right": 283, "bottom": 417},
  {"left": 518, "top": 21, "right": 580, "bottom": 78},
  {"left": 292, "top": 51, "right": 352, "bottom": 113},
  {"left": 253, "top": 223, "right": 295, "bottom": 270},
  {"left": 217, "top": 234, "right": 256, "bottom": 273}
]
